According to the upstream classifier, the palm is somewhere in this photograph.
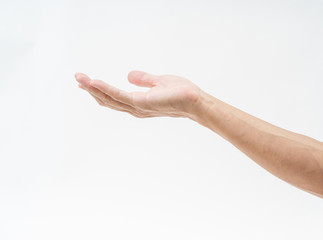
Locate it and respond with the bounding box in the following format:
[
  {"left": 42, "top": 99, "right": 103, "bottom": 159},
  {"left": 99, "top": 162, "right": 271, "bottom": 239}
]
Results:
[{"left": 133, "top": 74, "right": 199, "bottom": 113}]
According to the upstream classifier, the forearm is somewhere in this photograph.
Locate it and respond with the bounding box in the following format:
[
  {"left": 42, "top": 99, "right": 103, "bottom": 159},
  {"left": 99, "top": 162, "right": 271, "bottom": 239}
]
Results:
[{"left": 189, "top": 90, "right": 323, "bottom": 197}]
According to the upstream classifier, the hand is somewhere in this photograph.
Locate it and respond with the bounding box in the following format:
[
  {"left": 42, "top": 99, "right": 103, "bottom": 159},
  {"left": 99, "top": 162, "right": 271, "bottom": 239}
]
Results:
[{"left": 75, "top": 70, "right": 203, "bottom": 118}]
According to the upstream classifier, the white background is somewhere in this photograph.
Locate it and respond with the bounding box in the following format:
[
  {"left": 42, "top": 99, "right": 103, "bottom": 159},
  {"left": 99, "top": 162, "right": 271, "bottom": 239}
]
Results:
[{"left": 0, "top": 0, "right": 322, "bottom": 239}]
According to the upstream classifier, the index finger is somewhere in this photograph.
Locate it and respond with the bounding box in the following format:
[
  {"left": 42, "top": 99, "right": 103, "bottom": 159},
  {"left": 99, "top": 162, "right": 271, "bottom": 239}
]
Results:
[{"left": 90, "top": 79, "right": 134, "bottom": 106}]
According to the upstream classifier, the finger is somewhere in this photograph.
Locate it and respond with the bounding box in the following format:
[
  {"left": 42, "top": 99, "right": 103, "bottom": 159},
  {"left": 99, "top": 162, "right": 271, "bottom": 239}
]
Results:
[
  {"left": 75, "top": 72, "right": 92, "bottom": 86},
  {"left": 81, "top": 80, "right": 110, "bottom": 101},
  {"left": 90, "top": 79, "right": 134, "bottom": 106},
  {"left": 81, "top": 81, "right": 137, "bottom": 113},
  {"left": 87, "top": 90, "right": 129, "bottom": 111},
  {"left": 88, "top": 92, "right": 105, "bottom": 106},
  {"left": 86, "top": 89, "right": 156, "bottom": 118},
  {"left": 79, "top": 83, "right": 105, "bottom": 105},
  {"left": 127, "top": 70, "right": 158, "bottom": 88},
  {"left": 76, "top": 74, "right": 150, "bottom": 117},
  {"left": 85, "top": 83, "right": 141, "bottom": 112},
  {"left": 76, "top": 73, "right": 135, "bottom": 109},
  {"left": 88, "top": 91, "right": 146, "bottom": 118}
]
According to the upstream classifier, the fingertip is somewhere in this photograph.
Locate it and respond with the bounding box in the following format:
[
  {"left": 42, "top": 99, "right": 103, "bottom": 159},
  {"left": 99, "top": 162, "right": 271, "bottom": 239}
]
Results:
[
  {"left": 75, "top": 72, "right": 83, "bottom": 79},
  {"left": 75, "top": 73, "right": 92, "bottom": 86},
  {"left": 127, "top": 70, "right": 146, "bottom": 83},
  {"left": 75, "top": 72, "right": 90, "bottom": 80}
]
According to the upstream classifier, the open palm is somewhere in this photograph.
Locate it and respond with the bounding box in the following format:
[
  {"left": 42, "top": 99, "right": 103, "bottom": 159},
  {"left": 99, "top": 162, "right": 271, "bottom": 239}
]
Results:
[{"left": 75, "top": 70, "right": 202, "bottom": 118}]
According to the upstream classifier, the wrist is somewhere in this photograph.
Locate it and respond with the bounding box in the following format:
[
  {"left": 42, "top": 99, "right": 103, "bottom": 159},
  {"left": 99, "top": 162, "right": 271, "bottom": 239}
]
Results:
[
  {"left": 187, "top": 89, "right": 224, "bottom": 132},
  {"left": 185, "top": 89, "right": 213, "bottom": 121}
]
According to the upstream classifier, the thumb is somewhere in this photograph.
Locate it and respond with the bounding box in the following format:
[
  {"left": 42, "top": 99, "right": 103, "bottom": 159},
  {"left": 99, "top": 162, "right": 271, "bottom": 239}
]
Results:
[{"left": 128, "top": 70, "right": 158, "bottom": 87}]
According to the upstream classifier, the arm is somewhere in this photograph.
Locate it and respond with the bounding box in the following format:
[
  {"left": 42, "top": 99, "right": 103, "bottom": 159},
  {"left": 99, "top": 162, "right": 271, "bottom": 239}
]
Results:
[
  {"left": 191, "top": 91, "right": 323, "bottom": 198},
  {"left": 75, "top": 71, "right": 323, "bottom": 198}
]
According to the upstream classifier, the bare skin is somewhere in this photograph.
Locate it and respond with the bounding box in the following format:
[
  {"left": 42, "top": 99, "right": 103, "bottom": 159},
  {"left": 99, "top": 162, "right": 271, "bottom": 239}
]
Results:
[{"left": 75, "top": 70, "right": 323, "bottom": 198}]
